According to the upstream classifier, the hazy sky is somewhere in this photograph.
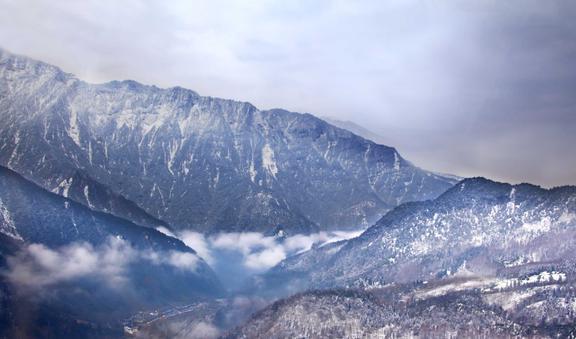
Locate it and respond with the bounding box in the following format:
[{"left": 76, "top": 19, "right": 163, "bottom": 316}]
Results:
[{"left": 0, "top": 0, "right": 575, "bottom": 186}]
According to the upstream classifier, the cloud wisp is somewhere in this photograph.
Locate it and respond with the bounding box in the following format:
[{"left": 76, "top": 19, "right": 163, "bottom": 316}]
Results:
[
  {"left": 157, "top": 227, "right": 215, "bottom": 266},
  {"left": 3, "top": 236, "right": 201, "bottom": 292},
  {"left": 158, "top": 228, "right": 363, "bottom": 272}
]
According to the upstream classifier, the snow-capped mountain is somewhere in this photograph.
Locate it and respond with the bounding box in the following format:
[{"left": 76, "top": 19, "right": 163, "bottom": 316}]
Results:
[
  {"left": 0, "top": 48, "right": 457, "bottom": 234},
  {"left": 262, "top": 177, "right": 576, "bottom": 292}
]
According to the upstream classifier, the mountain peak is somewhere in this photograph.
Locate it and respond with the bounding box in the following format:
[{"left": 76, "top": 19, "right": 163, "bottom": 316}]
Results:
[{"left": 0, "top": 47, "right": 68, "bottom": 79}]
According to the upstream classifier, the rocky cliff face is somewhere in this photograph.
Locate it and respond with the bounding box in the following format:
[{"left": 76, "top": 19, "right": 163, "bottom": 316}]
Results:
[{"left": 0, "top": 48, "right": 457, "bottom": 234}]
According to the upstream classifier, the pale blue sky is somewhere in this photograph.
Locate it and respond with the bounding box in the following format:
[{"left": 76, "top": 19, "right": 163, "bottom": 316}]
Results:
[{"left": 0, "top": 0, "right": 575, "bottom": 186}]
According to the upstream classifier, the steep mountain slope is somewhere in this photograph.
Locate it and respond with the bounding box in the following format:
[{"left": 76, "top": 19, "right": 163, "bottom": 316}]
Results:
[
  {"left": 228, "top": 281, "right": 576, "bottom": 338},
  {"left": 0, "top": 166, "right": 185, "bottom": 251},
  {"left": 262, "top": 177, "right": 576, "bottom": 292},
  {"left": 0, "top": 48, "right": 457, "bottom": 233},
  {"left": 0, "top": 165, "right": 223, "bottom": 331}
]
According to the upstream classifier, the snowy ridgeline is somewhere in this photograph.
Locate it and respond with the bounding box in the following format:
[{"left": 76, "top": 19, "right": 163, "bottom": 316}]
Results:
[
  {"left": 0, "top": 47, "right": 457, "bottom": 234},
  {"left": 259, "top": 177, "right": 576, "bottom": 295}
]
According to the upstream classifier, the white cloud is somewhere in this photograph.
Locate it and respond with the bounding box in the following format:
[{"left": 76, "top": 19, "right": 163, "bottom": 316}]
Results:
[
  {"left": 142, "top": 248, "right": 199, "bottom": 272},
  {"left": 210, "top": 232, "right": 283, "bottom": 271},
  {"left": 166, "top": 251, "right": 199, "bottom": 272},
  {"left": 5, "top": 237, "right": 135, "bottom": 289},
  {"left": 163, "top": 229, "right": 363, "bottom": 272},
  {"left": 243, "top": 246, "right": 286, "bottom": 270},
  {"left": 4, "top": 228, "right": 361, "bottom": 289},
  {"left": 282, "top": 233, "right": 322, "bottom": 253},
  {"left": 3, "top": 236, "right": 200, "bottom": 291},
  {"left": 179, "top": 231, "right": 214, "bottom": 266},
  {"left": 282, "top": 230, "right": 363, "bottom": 254},
  {"left": 156, "top": 227, "right": 215, "bottom": 266},
  {"left": 210, "top": 232, "right": 277, "bottom": 256}
]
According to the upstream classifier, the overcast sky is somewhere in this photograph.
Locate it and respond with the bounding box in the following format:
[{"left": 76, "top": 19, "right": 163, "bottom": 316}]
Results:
[{"left": 0, "top": 0, "right": 575, "bottom": 186}]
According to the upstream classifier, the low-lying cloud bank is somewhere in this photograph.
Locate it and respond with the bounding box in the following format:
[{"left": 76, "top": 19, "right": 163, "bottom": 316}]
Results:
[
  {"left": 3, "top": 236, "right": 200, "bottom": 291},
  {"left": 157, "top": 228, "right": 363, "bottom": 272},
  {"left": 3, "top": 229, "right": 362, "bottom": 295}
]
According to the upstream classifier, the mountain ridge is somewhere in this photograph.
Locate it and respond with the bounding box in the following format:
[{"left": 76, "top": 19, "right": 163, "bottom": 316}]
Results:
[
  {"left": 0, "top": 47, "right": 458, "bottom": 234},
  {"left": 258, "top": 176, "right": 576, "bottom": 294}
]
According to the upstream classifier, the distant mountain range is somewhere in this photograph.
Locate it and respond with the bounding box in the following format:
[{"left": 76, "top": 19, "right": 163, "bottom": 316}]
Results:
[{"left": 0, "top": 48, "right": 457, "bottom": 234}]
